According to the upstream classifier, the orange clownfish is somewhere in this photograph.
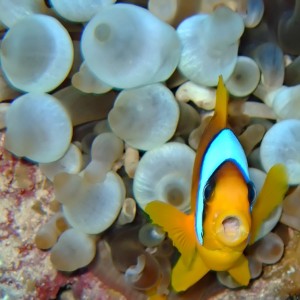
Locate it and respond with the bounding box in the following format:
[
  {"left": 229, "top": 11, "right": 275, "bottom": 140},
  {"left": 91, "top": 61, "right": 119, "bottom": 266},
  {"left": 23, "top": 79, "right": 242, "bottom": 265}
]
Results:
[{"left": 145, "top": 77, "right": 288, "bottom": 292}]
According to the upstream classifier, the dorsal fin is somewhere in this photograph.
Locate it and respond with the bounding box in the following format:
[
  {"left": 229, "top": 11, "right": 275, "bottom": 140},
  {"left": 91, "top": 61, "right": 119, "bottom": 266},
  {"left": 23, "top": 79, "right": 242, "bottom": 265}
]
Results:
[{"left": 191, "top": 76, "right": 228, "bottom": 212}]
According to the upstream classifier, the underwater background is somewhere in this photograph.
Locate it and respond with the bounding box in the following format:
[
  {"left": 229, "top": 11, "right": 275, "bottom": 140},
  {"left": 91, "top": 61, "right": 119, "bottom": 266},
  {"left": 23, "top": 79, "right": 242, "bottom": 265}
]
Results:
[{"left": 1, "top": 0, "right": 300, "bottom": 299}]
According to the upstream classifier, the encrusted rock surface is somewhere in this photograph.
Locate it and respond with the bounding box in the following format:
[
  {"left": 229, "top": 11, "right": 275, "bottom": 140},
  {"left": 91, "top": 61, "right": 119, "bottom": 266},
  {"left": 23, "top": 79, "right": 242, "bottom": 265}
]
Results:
[{"left": 0, "top": 132, "right": 122, "bottom": 299}]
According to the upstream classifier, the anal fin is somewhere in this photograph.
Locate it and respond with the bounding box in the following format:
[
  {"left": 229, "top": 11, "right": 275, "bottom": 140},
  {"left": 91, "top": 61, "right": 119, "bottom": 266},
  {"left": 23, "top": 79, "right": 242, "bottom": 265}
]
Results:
[
  {"left": 145, "top": 201, "right": 196, "bottom": 266},
  {"left": 172, "top": 251, "right": 209, "bottom": 292}
]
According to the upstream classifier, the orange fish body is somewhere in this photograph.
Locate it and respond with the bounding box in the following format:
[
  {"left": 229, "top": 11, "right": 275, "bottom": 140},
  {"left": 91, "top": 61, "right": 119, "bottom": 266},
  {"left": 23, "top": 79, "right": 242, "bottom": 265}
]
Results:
[
  {"left": 197, "top": 163, "right": 251, "bottom": 264},
  {"left": 145, "top": 77, "right": 288, "bottom": 292}
]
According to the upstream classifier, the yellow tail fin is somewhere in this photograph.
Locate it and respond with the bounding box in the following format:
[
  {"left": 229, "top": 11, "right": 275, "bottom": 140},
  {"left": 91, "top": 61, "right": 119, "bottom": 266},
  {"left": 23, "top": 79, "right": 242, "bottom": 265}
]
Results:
[
  {"left": 147, "top": 294, "right": 167, "bottom": 300},
  {"left": 228, "top": 254, "right": 251, "bottom": 286}
]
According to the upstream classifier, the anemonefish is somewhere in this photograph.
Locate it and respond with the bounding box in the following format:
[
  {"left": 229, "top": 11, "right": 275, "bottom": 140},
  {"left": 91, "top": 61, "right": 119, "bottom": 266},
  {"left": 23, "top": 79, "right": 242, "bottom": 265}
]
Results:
[{"left": 145, "top": 77, "right": 288, "bottom": 292}]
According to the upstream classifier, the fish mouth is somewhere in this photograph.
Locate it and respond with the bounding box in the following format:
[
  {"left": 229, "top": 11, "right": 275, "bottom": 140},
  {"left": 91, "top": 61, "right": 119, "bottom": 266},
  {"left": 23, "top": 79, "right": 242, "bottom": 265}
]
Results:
[
  {"left": 216, "top": 214, "right": 250, "bottom": 247},
  {"left": 222, "top": 216, "right": 241, "bottom": 239}
]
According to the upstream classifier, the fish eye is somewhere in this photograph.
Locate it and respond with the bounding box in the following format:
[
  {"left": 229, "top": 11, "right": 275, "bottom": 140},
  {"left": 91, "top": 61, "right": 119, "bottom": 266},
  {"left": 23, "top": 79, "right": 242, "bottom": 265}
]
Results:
[
  {"left": 247, "top": 181, "right": 256, "bottom": 204},
  {"left": 203, "top": 178, "right": 216, "bottom": 201}
]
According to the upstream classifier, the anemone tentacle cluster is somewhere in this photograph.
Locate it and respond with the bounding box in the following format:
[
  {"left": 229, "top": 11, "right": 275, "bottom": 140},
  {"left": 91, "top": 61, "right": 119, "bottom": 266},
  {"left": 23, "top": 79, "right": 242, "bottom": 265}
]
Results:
[{"left": 1, "top": 0, "right": 300, "bottom": 298}]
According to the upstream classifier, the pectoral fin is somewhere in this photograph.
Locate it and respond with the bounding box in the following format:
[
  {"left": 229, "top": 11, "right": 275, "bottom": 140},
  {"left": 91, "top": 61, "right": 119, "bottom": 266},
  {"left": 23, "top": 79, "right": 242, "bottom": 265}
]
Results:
[
  {"left": 249, "top": 164, "right": 288, "bottom": 245},
  {"left": 145, "top": 201, "right": 196, "bottom": 266},
  {"left": 228, "top": 254, "right": 250, "bottom": 286},
  {"left": 172, "top": 251, "right": 209, "bottom": 292}
]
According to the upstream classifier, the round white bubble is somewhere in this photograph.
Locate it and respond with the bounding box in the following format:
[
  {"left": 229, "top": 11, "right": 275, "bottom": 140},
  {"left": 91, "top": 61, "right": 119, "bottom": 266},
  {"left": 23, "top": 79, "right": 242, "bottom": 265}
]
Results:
[
  {"left": 260, "top": 119, "right": 300, "bottom": 185},
  {"left": 5, "top": 93, "right": 72, "bottom": 163},
  {"left": 81, "top": 3, "right": 180, "bottom": 89},
  {"left": 50, "top": 0, "right": 115, "bottom": 22},
  {"left": 0, "top": 14, "right": 73, "bottom": 92}
]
